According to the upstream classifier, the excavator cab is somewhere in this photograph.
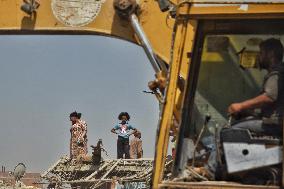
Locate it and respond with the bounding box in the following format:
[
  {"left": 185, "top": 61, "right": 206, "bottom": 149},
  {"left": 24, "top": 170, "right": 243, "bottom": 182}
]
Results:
[{"left": 167, "top": 19, "right": 284, "bottom": 187}]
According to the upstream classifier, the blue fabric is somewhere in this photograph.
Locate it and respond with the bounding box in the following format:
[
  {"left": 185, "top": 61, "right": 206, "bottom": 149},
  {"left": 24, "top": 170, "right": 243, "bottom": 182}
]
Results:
[{"left": 113, "top": 123, "right": 135, "bottom": 139}]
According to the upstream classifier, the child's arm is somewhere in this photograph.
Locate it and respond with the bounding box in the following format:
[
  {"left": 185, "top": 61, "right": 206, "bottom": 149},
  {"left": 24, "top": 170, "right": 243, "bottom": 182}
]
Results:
[
  {"left": 129, "top": 126, "right": 137, "bottom": 135},
  {"left": 111, "top": 125, "right": 119, "bottom": 134}
]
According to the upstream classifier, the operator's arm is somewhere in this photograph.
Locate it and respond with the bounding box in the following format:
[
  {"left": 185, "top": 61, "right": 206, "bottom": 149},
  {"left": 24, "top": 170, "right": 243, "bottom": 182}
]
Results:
[
  {"left": 228, "top": 94, "right": 273, "bottom": 114},
  {"left": 229, "top": 74, "right": 278, "bottom": 114}
]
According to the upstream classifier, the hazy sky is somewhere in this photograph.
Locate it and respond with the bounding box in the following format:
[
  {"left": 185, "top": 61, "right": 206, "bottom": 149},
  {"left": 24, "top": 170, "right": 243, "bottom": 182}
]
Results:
[{"left": 0, "top": 35, "right": 159, "bottom": 172}]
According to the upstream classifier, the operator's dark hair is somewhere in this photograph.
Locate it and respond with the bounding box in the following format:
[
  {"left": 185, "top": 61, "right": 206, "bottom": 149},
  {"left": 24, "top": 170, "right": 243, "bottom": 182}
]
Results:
[
  {"left": 118, "top": 112, "right": 130, "bottom": 121},
  {"left": 260, "top": 38, "right": 284, "bottom": 61},
  {"left": 69, "top": 111, "right": 82, "bottom": 119}
]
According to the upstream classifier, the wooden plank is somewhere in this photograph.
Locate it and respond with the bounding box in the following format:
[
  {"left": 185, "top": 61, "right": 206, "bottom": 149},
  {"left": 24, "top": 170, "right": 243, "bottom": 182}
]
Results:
[{"left": 84, "top": 161, "right": 109, "bottom": 181}]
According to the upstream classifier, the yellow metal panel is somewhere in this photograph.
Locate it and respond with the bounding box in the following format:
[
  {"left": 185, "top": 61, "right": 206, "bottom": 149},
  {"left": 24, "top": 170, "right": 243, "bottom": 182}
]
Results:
[
  {"left": 152, "top": 0, "right": 198, "bottom": 185},
  {"left": 188, "top": 4, "right": 284, "bottom": 18},
  {"left": 0, "top": 0, "right": 173, "bottom": 67},
  {"left": 1, "top": 1, "right": 284, "bottom": 68}
]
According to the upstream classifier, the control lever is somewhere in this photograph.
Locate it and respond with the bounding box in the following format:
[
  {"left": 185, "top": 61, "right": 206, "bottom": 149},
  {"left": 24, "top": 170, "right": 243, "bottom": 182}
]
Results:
[
  {"left": 226, "top": 115, "right": 232, "bottom": 128},
  {"left": 192, "top": 114, "right": 211, "bottom": 167}
]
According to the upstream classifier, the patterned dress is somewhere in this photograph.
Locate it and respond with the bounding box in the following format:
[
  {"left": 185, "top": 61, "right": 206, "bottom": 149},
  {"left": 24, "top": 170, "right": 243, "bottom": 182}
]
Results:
[{"left": 70, "top": 120, "right": 88, "bottom": 159}]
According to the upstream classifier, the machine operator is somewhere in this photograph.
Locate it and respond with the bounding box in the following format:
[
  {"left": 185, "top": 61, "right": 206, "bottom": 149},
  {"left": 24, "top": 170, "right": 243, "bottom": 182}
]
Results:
[{"left": 228, "top": 38, "right": 284, "bottom": 136}]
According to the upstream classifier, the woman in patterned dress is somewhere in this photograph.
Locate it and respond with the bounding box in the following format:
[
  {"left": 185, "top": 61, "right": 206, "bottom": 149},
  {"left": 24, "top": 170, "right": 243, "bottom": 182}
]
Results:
[{"left": 69, "top": 111, "right": 88, "bottom": 159}]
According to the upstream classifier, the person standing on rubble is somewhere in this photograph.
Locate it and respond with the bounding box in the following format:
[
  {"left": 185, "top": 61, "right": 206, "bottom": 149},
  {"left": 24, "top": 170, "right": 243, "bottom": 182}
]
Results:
[
  {"left": 69, "top": 111, "right": 88, "bottom": 160},
  {"left": 111, "top": 112, "right": 137, "bottom": 159},
  {"left": 130, "top": 131, "right": 143, "bottom": 159}
]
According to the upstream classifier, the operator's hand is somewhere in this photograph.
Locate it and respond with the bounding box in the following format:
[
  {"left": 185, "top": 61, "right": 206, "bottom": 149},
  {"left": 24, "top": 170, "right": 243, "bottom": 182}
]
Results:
[{"left": 228, "top": 103, "right": 243, "bottom": 115}]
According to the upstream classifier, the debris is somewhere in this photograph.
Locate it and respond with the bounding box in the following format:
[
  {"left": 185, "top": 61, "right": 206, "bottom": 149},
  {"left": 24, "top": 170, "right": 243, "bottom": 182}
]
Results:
[
  {"left": 41, "top": 156, "right": 164, "bottom": 188},
  {"left": 172, "top": 166, "right": 212, "bottom": 182}
]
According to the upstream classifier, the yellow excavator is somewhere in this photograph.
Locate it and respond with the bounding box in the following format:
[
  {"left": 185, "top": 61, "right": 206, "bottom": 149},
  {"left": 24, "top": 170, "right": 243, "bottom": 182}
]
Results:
[{"left": 1, "top": 0, "right": 284, "bottom": 188}]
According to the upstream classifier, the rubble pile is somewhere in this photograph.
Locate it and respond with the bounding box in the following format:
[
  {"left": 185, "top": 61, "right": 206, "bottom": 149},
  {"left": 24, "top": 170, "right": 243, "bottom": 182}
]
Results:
[{"left": 41, "top": 156, "right": 163, "bottom": 188}]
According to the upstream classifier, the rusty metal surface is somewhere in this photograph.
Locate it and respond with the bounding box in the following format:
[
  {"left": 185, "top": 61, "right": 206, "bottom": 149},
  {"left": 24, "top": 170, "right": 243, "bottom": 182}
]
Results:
[
  {"left": 113, "top": 0, "right": 137, "bottom": 17},
  {"left": 51, "top": 0, "right": 105, "bottom": 27}
]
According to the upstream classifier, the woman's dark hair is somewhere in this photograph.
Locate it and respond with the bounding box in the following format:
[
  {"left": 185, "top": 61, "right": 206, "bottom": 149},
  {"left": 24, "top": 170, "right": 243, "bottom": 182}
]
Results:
[
  {"left": 118, "top": 112, "right": 130, "bottom": 121},
  {"left": 69, "top": 111, "right": 82, "bottom": 119}
]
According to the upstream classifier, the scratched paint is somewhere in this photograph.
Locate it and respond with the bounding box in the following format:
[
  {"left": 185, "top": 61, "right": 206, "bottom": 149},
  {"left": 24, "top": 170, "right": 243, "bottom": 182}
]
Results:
[
  {"left": 193, "top": 4, "right": 249, "bottom": 11},
  {"left": 51, "top": 0, "right": 105, "bottom": 27}
]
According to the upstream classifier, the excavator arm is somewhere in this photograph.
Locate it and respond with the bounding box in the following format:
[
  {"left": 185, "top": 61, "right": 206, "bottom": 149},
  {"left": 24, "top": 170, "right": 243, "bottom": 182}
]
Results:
[{"left": 0, "top": 0, "right": 173, "bottom": 66}]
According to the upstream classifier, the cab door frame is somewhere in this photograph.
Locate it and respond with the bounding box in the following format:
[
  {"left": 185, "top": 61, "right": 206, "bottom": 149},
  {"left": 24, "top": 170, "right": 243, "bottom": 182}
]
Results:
[{"left": 173, "top": 19, "right": 284, "bottom": 187}]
